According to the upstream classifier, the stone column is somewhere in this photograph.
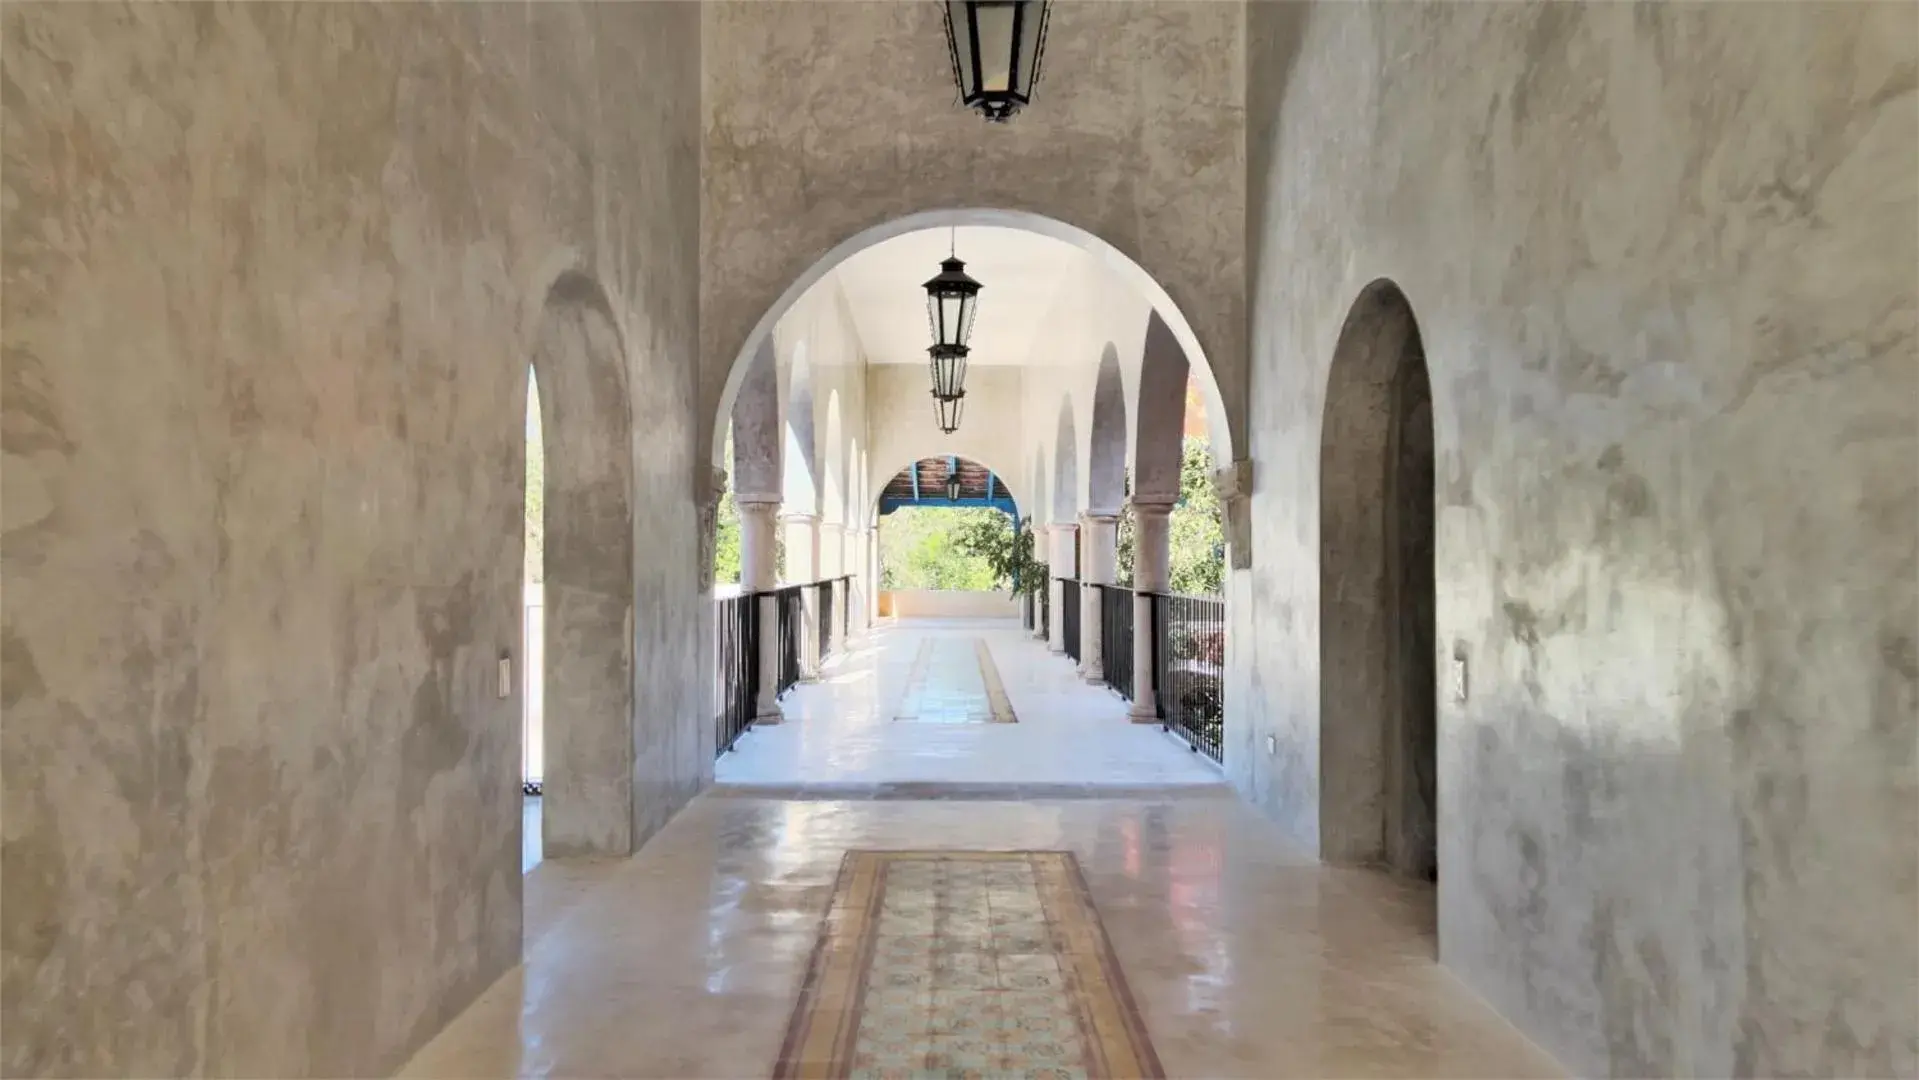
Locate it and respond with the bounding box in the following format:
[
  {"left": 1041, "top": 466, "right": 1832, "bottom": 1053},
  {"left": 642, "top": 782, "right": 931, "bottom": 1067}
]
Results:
[
  {"left": 1129, "top": 499, "right": 1174, "bottom": 723},
  {"left": 1047, "top": 523, "right": 1077, "bottom": 655},
  {"left": 1079, "top": 511, "right": 1119, "bottom": 683},
  {"left": 782, "top": 512, "right": 821, "bottom": 678},
  {"left": 740, "top": 495, "right": 784, "bottom": 724},
  {"left": 1028, "top": 525, "right": 1049, "bottom": 639}
]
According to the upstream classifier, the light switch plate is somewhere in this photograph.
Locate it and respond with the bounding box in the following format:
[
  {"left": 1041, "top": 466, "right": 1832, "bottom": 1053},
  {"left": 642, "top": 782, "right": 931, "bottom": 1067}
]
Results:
[
  {"left": 1266, "top": 733, "right": 1278, "bottom": 756},
  {"left": 1451, "top": 648, "right": 1469, "bottom": 703},
  {"left": 498, "top": 655, "right": 512, "bottom": 699}
]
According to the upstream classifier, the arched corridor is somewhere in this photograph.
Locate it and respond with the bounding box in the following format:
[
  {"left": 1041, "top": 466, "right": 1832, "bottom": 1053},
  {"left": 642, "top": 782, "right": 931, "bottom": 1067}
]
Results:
[{"left": 5, "top": 4, "right": 1914, "bottom": 1079}]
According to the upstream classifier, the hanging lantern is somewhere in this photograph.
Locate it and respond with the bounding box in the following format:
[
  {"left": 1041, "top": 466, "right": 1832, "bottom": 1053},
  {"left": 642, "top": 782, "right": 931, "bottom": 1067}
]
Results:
[
  {"left": 943, "top": 0, "right": 1052, "bottom": 123},
  {"left": 945, "top": 470, "right": 963, "bottom": 502},
  {"left": 933, "top": 391, "right": 965, "bottom": 435},
  {"left": 927, "top": 343, "right": 970, "bottom": 403},
  {"left": 923, "top": 255, "right": 982, "bottom": 352}
]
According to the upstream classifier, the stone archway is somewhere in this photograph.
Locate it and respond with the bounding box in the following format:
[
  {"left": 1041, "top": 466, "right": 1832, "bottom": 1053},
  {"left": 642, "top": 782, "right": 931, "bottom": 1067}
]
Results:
[
  {"left": 1319, "top": 279, "right": 1437, "bottom": 883},
  {"left": 530, "top": 272, "right": 636, "bottom": 859}
]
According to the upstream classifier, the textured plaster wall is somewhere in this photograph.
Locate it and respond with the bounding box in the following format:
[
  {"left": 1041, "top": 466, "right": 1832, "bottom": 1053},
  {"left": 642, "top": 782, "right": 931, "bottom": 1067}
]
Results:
[
  {"left": 0, "top": 3, "right": 705, "bottom": 1076},
  {"left": 701, "top": 0, "right": 1245, "bottom": 485},
  {"left": 865, "top": 365, "right": 1031, "bottom": 518},
  {"left": 1241, "top": 3, "right": 1917, "bottom": 1076}
]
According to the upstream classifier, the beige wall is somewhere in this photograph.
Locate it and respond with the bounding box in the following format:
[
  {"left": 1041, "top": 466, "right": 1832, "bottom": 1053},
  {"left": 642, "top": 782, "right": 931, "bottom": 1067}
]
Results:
[
  {"left": 1241, "top": 3, "right": 1917, "bottom": 1076},
  {"left": 0, "top": 4, "right": 705, "bottom": 1075},
  {"left": 883, "top": 591, "right": 1022, "bottom": 621}
]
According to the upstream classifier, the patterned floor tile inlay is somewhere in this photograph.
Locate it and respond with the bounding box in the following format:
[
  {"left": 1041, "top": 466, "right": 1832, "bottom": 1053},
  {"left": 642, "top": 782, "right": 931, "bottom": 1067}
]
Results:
[
  {"left": 774, "top": 851, "right": 1160, "bottom": 1080},
  {"left": 893, "top": 639, "right": 1018, "bottom": 724}
]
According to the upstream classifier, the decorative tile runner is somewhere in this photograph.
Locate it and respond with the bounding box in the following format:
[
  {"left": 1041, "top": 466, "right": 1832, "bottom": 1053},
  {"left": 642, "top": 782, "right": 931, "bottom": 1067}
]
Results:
[
  {"left": 774, "top": 851, "right": 1162, "bottom": 1080},
  {"left": 893, "top": 639, "right": 1018, "bottom": 724}
]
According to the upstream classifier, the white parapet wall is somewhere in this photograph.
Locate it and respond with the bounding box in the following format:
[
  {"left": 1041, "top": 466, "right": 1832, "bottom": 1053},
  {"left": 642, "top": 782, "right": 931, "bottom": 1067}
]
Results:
[{"left": 882, "top": 589, "right": 1020, "bottom": 620}]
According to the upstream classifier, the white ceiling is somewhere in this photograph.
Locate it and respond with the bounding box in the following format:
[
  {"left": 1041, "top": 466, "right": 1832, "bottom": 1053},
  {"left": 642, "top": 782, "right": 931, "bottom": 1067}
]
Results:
[{"left": 826, "top": 226, "right": 1083, "bottom": 366}]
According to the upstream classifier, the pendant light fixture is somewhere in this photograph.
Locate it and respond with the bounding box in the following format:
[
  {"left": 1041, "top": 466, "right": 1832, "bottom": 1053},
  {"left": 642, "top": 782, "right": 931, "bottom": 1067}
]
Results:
[
  {"left": 923, "top": 229, "right": 982, "bottom": 353},
  {"left": 925, "top": 229, "right": 980, "bottom": 434},
  {"left": 945, "top": 467, "right": 963, "bottom": 502},
  {"left": 943, "top": 0, "right": 1053, "bottom": 123}
]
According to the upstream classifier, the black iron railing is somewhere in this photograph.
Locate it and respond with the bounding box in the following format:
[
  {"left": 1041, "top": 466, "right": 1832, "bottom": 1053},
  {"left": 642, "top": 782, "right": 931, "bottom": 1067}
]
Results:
[
  {"left": 1039, "top": 583, "right": 1050, "bottom": 639},
  {"left": 841, "top": 573, "right": 853, "bottom": 640},
  {"left": 775, "top": 584, "right": 804, "bottom": 697},
  {"left": 1097, "top": 584, "right": 1133, "bottom": 701},
  {"left": 819, "top": 577, "right": 837, "bottom": 663},
  {"left": 1022, "top": 589, "right": 1035, "bottom": 631},
  {"left": 1153, "top": 592, "right": 1225, "bottom": 763},
  {"left": 714, "top": 593, "right": 758, "bottom": 755},
  {"left": 1060, "top": 578, "right": 1081, "bottom": 662}
]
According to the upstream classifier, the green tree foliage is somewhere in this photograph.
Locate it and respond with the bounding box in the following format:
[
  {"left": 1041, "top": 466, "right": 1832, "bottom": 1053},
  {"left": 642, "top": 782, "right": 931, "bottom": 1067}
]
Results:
[
  {"left": 953, "top": 512, "right": 1049, "bottom": 595},
  {"left": 1169, "top": 436, "right": 1225, "bottom": 596},
  {"left": 712, "top": 485, "right": 741, "bottom": 585},
  {"left": 879, "top": 507, "right": 1004, "bottom": 591},
  {"left": 1113, "top": 436, "right": 1224, "bottom": 597}
]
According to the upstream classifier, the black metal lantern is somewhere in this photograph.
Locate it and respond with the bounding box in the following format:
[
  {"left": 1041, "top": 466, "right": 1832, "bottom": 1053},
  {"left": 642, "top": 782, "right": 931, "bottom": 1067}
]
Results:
[
  {"left": 923, "top": 256, "right": 982, "bottom": 352},
  {"left": 927, "top": 343, "right": 969, "bottom": 403},
  {"left": 945, "top": 470, "right": 963, "bottom": 502},
  {"left": 943, "top": 0, "right": 1052, "bottom": 123},
  {"left": 933, "top": 391, "right": 965, "bottom": 435}
]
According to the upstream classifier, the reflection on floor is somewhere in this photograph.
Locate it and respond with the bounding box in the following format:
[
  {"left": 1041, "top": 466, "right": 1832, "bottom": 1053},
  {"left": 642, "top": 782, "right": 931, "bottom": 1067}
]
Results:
[
  {"left": 894, "top": 637, "right": 1017, "bottom": 723},
  {"left": 523, "top": 795, "right": 542, "bottom": 873},
  {"left": 777, "top": 850, "right": 1161, "bottom": 1078},
  {"left": 718, "top": 619, "right": 1220, "bottom": 788},
  {"left": 401, "top": 796, "right": 1564, "bottom": 1080}
]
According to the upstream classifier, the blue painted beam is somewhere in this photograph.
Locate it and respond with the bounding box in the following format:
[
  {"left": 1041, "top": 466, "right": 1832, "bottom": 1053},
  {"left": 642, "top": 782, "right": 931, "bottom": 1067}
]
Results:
[
  {"left": 878, "top": 495, "right": 1018, "bottom": 517},
  {"left": 910, "top": 464, "right": 920, "bottom": 501}
]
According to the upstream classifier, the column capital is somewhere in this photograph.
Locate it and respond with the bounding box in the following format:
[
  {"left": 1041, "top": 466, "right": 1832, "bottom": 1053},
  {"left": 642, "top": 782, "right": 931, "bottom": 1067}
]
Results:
[
  {"left": 737, "top": 492, "right": 782, "bottom": 511},
  {"left": 1081, "top": 510, "right": 1121, "bottom": 527},
  {"left": 1128, "top": 494, "right": 1177, "bottom": 516},
  {"left": 1050, "top": 520, "right": 1079, "bottom": 534},
  {"left": 778, "top": 510, "right": 821, "bottom": 525}
]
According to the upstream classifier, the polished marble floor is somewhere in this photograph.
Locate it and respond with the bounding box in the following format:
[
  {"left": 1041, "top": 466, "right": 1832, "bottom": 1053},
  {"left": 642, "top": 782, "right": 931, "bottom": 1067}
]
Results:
[
  {"left": 402, "top": 795, "right": 1564, "bottom": 1079},
  {"left": 717, "top": 619, "right": 1221, "bottom": 788}
]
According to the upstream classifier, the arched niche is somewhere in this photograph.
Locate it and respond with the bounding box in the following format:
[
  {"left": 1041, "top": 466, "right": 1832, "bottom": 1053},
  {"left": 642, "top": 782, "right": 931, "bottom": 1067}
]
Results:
[
  {"left": 528, "top": 271, "right": 636, "bottom": 859},
  {"left": 1319, "top": 279, "right": 1437, "bottom": 885}
]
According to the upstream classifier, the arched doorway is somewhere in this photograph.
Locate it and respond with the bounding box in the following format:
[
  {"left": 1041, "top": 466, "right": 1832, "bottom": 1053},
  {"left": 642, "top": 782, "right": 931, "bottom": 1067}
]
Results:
[
  {"left": 874, "top": 456, "right": 1022, "bottom": 617},
  {"left": 1319, "top": 279, "right": 1436, "bottom": 884},
  {"left": 528, "top": 272, "right": 636, "bottom": 860}
]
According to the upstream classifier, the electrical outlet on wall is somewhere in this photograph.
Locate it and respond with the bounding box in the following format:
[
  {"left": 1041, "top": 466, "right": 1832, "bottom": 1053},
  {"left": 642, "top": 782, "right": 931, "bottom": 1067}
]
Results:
[{"left": 1265, "top": 733, "right": 1278, "bottom": 756}]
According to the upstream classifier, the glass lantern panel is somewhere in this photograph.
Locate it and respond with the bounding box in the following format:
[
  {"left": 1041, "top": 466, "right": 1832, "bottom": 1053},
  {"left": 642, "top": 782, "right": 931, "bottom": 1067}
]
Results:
[
  {"left": 947, "top": 1, "right": 980, "bottom": 98},
  {"left": 974, "top": 3, "right": 1016, "bottom": 92},
  {"left": 1013, "top": 2, "right": 1043, "bottom": 97}
]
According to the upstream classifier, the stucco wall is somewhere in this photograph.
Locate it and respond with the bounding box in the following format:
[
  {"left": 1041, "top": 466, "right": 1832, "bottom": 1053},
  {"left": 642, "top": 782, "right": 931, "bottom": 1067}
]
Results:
[
  {"left": 1241, "top": 3, "right": 1917, "bottom": 1077},
  {"left": 0, "top": 4, "right": 705, "bottom": 1076},
  {"left": 700, "top": 0, "right": 1246, "bottom": 486},
  {"left": 882, "top": 591, "right": 1021, "bottom": 621}
]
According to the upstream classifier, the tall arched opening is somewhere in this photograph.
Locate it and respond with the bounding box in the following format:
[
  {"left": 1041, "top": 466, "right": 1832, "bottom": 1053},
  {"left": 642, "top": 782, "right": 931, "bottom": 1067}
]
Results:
[
  {"left": 528, "top": 272, "right": 637, "bottom": 860},
  {"left": 1319, "top": 279, "right": 1437, "bottom": 885}
]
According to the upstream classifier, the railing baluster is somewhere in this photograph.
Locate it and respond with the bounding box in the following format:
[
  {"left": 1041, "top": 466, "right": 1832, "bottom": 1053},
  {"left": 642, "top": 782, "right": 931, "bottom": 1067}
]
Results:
[{"left": 1150, "top": 590, "right": 1224, "bottom": 763}]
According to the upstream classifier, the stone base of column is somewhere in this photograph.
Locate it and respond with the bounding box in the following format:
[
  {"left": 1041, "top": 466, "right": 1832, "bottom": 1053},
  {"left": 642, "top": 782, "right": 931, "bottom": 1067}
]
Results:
[
  {"left": 1082, "top": 668, "right": 1104, "bottom": 685},
  {"left": 1128, "top": 702, "right": 1161, "bottom": 724},
  {"left": 753, "top": 702, "right": 784, "bottom": 725}
]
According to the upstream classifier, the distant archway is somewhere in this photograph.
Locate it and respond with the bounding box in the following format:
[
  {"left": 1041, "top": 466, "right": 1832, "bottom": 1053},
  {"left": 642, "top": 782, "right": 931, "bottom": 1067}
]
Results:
[
  {"left": 1319, "top": 279, "right": 1437, "bottom": 885},
  {"left": 528, "top": 272, "right": 635, "bottom": 859},
  {"left": 1087, "top": 345, "right": 1127, "bottom": 513},
  {"left": 711, "top": 209, "right": 1236, "bottom": 477},
  {"left": 1052, "top": 401, "right": 1079, "bottom": 527}
]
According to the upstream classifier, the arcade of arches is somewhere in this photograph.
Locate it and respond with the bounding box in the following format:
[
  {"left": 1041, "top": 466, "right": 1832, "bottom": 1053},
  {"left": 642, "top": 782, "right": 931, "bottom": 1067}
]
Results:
[{"left": 3, "top": 4, "right": 1913, "bottom": 1079}]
